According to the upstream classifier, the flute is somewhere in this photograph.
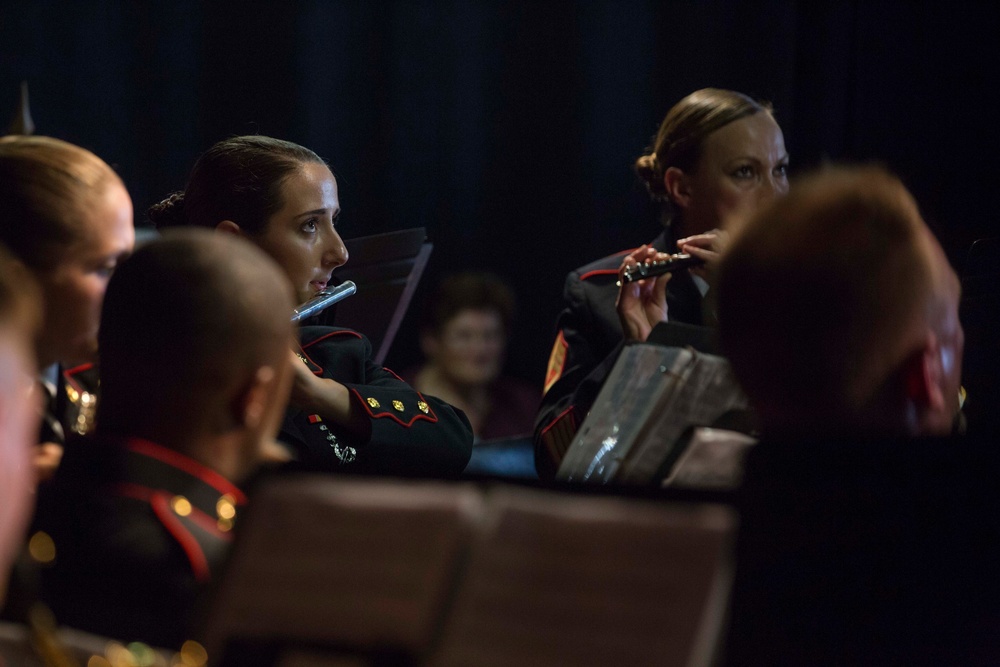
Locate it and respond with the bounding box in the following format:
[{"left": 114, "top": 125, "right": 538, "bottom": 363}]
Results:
[
  {"left": 291, "top": 280, "right": 357, "bottom": 322},
  {"left": 618, "top": 253, "right": 705, "bottom": 285}
]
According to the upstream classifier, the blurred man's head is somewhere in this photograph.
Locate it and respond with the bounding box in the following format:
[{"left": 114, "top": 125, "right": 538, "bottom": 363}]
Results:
[
  {"left": 718, "top": 165, "right": 963, "bottom": 438},
  {"left": 97, "top": 229, "right": 295, "bottom": 481},
  {"left": 0, "top": 244, "right": 41, "bottom": 603}
]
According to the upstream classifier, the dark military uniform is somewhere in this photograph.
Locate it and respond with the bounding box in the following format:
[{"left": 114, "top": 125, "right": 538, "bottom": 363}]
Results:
[
  {"left": 32, "top": 435, "right": 244, "bottom": 649},
  {"left": 280, "top": 326, "right": 474, "bottom": 476},
  {"left": 38, "top": 363, "right": 99, "bottom": 446},
  {"left": 534, "top": 231, "right": 705, "bottom": 479}
]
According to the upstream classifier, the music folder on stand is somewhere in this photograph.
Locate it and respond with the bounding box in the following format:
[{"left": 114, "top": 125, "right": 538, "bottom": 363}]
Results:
[{"left": 556, "top": 322, "right": 756, "bottom": 488}]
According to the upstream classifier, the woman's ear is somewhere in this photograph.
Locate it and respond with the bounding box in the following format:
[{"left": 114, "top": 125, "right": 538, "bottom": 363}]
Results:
[
  {"left": 664, "top": 167, "right": 693, "bottom": 209},
  {"left": 216, "top": 220, "right": 243, "bottom": 236}
]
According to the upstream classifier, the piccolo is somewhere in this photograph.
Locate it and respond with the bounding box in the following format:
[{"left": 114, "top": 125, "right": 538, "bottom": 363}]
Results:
[
  {"left": 618, "top": 253, "right": 705, "bottom": 284},
  {"left": 291, "top": 280, "right": 357, "bottom": 322}
]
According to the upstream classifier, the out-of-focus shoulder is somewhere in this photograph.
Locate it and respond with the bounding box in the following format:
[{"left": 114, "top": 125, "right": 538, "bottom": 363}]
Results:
[{"left": 569, "top": 247, "right": 637, "bottom": 283}]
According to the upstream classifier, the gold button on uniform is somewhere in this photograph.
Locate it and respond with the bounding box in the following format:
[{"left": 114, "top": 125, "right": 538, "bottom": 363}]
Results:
[
  {"left": 216, "top": 494, "right": 237, "bottom": 520},
  {"left": 393, "top": 400, "right": 404, "bottom": 412},
  {"left": 367, "top": 397, "right": 380, "bottom": 409},
  {"left": 171, "top": 496, "right": 192, "bottom": 517},
  {"left": 215, "top": 494, "right": 237, "bottom": 531},
  {"left": 28, "top": 531, "right": 56, "bottom": 564},
  {"left": 417, "top": 401, "right": 429, "bottom": 414},
  {"left": 180, "top": 640, "right": 209, "bottom": 666}
]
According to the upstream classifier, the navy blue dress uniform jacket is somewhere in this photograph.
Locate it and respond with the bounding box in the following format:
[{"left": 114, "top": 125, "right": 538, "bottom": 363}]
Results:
[
  {"left": 38, "top": 362, "right": 99, "bottom": 446},
  {"left": 533, "top": 231, "right": 705, "bottom": 479},
  {"left": 32, "top": 435, "right": 245, "bottom": 649},
  {"left": 280, "top": 326, "right": 474, "bottom": 476}
]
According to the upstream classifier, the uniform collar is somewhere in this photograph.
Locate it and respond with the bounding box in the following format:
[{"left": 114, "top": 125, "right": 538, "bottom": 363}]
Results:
[{"left": 113, "top": 436, "right": 248, "bottom": 517}]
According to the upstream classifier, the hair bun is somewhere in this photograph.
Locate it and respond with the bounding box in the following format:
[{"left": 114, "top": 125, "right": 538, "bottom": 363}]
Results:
[
  {"left": 147, "top": 192, "right": 187, "bottom": 229},
  {"left": 634, "top": 153, "right": 667, "bottom": 200}
]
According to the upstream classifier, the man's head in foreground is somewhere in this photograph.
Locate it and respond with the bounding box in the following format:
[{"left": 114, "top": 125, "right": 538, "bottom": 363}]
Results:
[
  {"left": 717, "top": 165, "right": 963, "bottom": 438},
  {"left": 97, "top": 229, "right": 295, "bottom": 482}
]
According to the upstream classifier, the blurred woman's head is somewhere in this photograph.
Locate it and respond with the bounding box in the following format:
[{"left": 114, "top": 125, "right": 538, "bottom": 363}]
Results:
[
  {"left": 0, "top": 136, "right": 134, "bottom": 367},
  {"left": 0, "top": 243, "right": 42, "bottom": 601},
  {"left": 149, "top": 136, "right": 348, "bottom": 304},
  {"left": 635, "top": 88, "right": 789, "bottom": 237},
  {"left": 420, "top": 273, "right": 515, "bottom": 389}
]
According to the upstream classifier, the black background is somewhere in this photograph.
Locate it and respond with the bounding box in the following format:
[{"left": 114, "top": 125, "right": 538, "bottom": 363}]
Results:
[{"left": 3, "top": 0, "right": 997, "bottom": 385}]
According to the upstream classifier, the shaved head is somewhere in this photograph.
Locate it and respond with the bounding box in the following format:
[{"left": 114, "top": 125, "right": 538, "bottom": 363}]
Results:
[
  {"left": 717, "top": 165, "right": 963, "bottom": 436},
  {"left": 98, "top": 229, "right": 295, "bottom": 445}
]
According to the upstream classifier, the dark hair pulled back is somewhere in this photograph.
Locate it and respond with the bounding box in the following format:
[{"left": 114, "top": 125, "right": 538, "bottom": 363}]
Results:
[{"left": 148, "top": 136, "right": 325, "bottom": 235}]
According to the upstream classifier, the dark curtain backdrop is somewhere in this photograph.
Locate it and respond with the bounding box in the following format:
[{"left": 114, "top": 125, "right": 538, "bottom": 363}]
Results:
[{"left": 2, "top": 0, "right": 997, "bottom": 384}]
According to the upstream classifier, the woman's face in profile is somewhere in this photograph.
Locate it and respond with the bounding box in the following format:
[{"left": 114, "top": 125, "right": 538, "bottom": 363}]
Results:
[
  {"left": 428, "top": 308, "right": 506, "bottom": 387},
  {"left": 675, "top": 112, "right": 789, "bottom": 236},
  {"left": 254, "top": 162, "right": 348, "bottom": 305},
  {"left": 36, "top": 181, "right": 134, "bottom": 367}
]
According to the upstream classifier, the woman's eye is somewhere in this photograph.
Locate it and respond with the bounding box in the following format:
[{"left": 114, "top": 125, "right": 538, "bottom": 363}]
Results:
[
  {"left": 94, "top": 264, "right": 116, "bottom": 278},
  {"left": 302, "top": 219, "right": 318, "bottom": 233},
  {"left": 774, "top": 163, "right": 789, "bottom": 178},
  {"left": 733, "top": 165, "right": 755, "bottom": 179}
]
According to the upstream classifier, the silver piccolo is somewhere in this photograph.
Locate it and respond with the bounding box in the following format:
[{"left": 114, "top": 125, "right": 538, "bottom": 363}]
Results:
[
  {"left": 291, "top": 280, "right": 358, "bottom": 322},
  {"left": 619, "top": 253, "right": 705, "bottom": 285}
]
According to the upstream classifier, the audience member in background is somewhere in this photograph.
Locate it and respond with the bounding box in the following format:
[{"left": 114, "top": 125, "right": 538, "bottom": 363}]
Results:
[
  {"left": 0, "top": 136, "right": 135, "bottom": 480},
  {"left": 31, "top": 231, "right": 294, "bottom": 648},
  {"left": 716, "top": 166, "right": 984, "bottom": 665},
  {"left": 535, "top": 88, "right": 789, "bottom": 478},
  {"left": 149, "top": 136, "right": 472, "bottom": 476},
  {"left": 0, "top": 245, "right": 41, "bottom": 605},
  {"left": 405, "top": 273, "right": 539, "bottom": 441}
]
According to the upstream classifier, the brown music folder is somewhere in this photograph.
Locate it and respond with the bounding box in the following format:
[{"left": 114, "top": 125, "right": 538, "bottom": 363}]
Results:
[
  {"left": 312, "top": 227, "right": 432, "bottom": 365},
  {"left": 556, "top": 343, "right": 752, "bottom": 485}
]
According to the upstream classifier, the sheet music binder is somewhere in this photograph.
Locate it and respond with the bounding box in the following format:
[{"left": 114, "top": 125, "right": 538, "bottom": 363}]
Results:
[
  {"left": 556, "top": 343, "right": 750, "bottom": 484},
  {"left": 310, "top": 227, "right": 432, "bottom": 365}
]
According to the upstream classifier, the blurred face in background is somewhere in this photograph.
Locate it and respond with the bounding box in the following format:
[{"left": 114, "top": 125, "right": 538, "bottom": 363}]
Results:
[
  {"left": 423, "top": 308, "right": 506, "bottom": 388},
  {"left": 35, "top": 181, "right": 134, "bottom": 368}
]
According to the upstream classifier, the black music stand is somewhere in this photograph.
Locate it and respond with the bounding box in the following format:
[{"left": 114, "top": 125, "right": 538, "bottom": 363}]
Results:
[{"left": 310, "top": 227, "right": 432, "bottom": 365}]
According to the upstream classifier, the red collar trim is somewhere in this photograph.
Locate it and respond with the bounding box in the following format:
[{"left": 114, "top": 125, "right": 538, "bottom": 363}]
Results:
[
  {"left": 302, "top": 329, "right": 363, "bottom": 348},
  {"left": 578, "top": 268, "right": 621, "bottom": 281},
  {"left": 64, "top": 362, "right": 95, "bottom": 376},
  {"left": 62, "top": 362, "right": 96, "bottom": 393},
  {"left": 578, "top": 247, "right": 639, "bottom": 282},
  {"left": 123, "top": 437, "right": 247, "bottom": 504},
  {"left": 299, "top": 329, "right": 364, "bottom": 376}
]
